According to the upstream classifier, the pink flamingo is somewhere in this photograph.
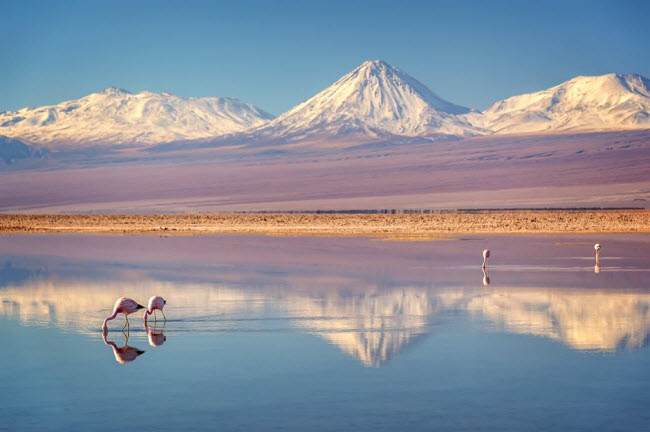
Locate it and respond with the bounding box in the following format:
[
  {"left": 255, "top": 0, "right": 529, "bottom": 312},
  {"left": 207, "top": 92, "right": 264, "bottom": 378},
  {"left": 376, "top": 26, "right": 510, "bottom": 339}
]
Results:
[
  {"left": 143, "top": 296, "right": 167, "bottom": 325},
  {"left": 102, "top": 297, "right": 145, "bottom": 334}
]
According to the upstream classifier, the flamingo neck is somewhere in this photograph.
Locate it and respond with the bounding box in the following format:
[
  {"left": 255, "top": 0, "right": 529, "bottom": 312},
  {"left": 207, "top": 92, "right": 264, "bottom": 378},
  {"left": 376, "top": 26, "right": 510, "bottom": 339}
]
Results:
[{"left": 102, "top": 311, "right": 118, "bottom": 332}]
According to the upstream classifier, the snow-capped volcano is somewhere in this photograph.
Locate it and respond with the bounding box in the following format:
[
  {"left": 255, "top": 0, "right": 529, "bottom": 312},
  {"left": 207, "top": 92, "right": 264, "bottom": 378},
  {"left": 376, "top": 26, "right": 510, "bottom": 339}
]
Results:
[
  {"left": 482, "top": 73, "right": 650, "bottom": 134},
  {"left": 0, "top": 87, "right": 274, "bottom": 147},
  {"left": 3, "top": 68, "right": 650, "bottom": 155},
  {"left": 245, "top": 60, "right": 484, "bottom": 142}
]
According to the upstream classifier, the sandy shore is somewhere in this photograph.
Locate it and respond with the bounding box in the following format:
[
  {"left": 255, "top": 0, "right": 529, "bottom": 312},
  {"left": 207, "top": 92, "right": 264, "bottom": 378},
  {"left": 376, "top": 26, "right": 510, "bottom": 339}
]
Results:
[{"left": 1, "top": 210, "right": 649, "bottom": 238}]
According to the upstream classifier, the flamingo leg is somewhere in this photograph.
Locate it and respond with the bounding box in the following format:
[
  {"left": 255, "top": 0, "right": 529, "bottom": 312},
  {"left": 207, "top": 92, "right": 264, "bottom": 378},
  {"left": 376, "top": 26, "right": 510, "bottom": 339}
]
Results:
[
  {"left": 153, "top": 310, "right": 157, "bottom": 324},
  {"left": 122, "top": 318, "right": 127, "bottom": 331},
  {"left": 125, "top": 313, "right": 130, "bottom": 331},
  {"left": 162, "top": 310, "right": 166, "bottom": 323}
]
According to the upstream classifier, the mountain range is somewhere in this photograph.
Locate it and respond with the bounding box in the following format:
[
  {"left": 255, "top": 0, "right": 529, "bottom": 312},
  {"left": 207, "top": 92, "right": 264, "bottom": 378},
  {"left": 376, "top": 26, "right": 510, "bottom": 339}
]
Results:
[
  {"left": 0, "top": 87, "right": 273, "bottom": 148},
  {"left": 1, "top": 60, "right": 649, "bottom": 155}
]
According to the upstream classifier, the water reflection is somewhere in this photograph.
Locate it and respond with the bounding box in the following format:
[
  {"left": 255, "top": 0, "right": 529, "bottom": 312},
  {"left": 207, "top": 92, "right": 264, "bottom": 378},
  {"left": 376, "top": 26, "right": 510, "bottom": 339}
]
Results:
[
  {"left": 482, "top": 267, "right": 491, "bottom": 285},
  {"left": 3, "top": 277, "right": 650, "bottom": 366},
  {"left": 2, "top": 234, "right": 650, "bottom": 367},
  {"left": 102, "top": 332, "right": 146, "bottom": 364},
  {"left": 147, "top": 326, "right": 167, "bottom": 347},
  {"left": 286, "top": 288, "right": 433, "bottom": 367}
]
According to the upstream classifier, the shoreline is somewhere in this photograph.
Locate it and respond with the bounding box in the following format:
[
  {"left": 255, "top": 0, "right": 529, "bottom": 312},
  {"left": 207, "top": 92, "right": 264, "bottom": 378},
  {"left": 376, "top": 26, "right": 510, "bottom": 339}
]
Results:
[{"left": 1, "top": 210, "right": 649, "bottom": 239}]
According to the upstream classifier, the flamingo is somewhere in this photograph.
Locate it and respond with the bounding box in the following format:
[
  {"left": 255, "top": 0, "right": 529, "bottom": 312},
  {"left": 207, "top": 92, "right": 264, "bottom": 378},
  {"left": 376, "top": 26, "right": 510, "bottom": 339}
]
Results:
[
  {"left": 102, "top": 332, "right": 145, "bottom": 364},
  {"left": 482, "top": 249, "right": 490, "bottom": 268},
  {"left": 102, "top": 297, "right": 145, "bottom": 334},
  {"left": 143, "top": 296, "right": 167, "bottom": 325},
  {"left": 594, "top": 243, "right": 601, "bottom": 265}
]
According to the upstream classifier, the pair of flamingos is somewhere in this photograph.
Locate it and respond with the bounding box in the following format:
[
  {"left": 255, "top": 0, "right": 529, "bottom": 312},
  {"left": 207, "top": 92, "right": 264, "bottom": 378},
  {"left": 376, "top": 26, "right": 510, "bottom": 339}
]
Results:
[
  {"left": 481, "top": 244, "right": 601, "bottom": 270},
  {"left": 102, "top": 295, "right": 167, "bottom": 333}
]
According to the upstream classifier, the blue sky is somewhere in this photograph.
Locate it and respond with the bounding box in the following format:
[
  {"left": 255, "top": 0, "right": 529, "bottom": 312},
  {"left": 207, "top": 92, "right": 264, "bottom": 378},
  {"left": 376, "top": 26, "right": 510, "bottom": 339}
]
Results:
[{"left": 2, "top": 0, "right": 649, "bottom": 114}]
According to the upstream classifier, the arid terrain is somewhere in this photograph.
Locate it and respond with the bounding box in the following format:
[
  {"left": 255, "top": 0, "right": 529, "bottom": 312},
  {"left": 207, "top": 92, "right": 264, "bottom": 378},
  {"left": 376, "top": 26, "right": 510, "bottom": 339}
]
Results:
[
  {"left": 2, "top": 210, "right": 649, "bottom": 238},
  {"left": 2, "top": 131, "right": 650, "bottom": 213}
]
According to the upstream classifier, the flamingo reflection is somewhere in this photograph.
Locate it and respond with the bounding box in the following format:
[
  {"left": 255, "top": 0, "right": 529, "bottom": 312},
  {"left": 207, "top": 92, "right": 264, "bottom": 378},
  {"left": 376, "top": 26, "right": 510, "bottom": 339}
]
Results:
[
  {"left": 146, "top": 326, "right": 167, "bottom": 347},
  {"left": 482, "top": 266, "right": 491, "bottom": 285},
  {"left": 102, "top": 332, "right": 146, "bottom": 364}
]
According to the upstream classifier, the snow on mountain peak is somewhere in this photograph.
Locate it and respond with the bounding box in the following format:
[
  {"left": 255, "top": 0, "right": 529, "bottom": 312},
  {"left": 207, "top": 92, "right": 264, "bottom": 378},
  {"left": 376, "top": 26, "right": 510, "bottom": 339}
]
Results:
[
  {"left": 2, "top": 68, "right": 649, "bottom": 152},
  {"left": 482, "top": 73, "right": 650, "bottom": 134},
  {"left": 248, "top": 60, "right": 483, "bottom": 141},
  {"left": 0, "top": 89, "right": 274, "bottom": 147}
]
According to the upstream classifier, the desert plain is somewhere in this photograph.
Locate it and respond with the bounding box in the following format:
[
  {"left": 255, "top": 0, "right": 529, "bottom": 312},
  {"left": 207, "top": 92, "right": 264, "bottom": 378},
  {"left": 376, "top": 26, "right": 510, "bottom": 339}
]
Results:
[{"left": 2, "top": 210, "right": 648, "bottom": 238}]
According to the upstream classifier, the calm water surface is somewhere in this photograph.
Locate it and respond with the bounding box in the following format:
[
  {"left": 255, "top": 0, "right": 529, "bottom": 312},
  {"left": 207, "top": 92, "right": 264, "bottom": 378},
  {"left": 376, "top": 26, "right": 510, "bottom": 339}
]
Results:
[{"left": 2, "top": 234, "right": 650, "bottom": 431}]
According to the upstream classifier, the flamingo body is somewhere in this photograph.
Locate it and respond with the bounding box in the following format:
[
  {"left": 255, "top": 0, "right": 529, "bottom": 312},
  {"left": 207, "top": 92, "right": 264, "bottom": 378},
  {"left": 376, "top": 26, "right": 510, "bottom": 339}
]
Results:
[
  {"left": 143, "top": 296, "right": 167, "bottom": 325},
  {"left": 482, "top": 249, "right": 490, "bottom": 268},
  {"left": 102, "top": 297, "right": 145, "bottom": 333}
]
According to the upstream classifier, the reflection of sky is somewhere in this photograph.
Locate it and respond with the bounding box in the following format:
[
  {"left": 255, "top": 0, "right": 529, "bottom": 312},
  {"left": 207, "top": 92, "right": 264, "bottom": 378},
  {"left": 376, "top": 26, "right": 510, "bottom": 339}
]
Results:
[
  {"left": 4, "top": 278, "right": 650, "bottom": 366},
  {"left": 3, "top": 233, "right": 650, "bottom": 367},
  {"left": 4, "top": 235, "right": 650, "bottom": 432}
]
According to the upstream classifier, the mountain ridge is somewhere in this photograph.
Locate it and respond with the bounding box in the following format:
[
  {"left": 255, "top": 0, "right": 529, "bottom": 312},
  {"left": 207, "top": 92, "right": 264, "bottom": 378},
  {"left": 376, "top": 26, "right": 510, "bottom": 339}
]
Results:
[
  {"left": 482, "top": 72, "right": 650, "bottom": 134},
  {"left": 1, "top": 63, "right": 650, "bottom": 153},
  {"left": 0, "top": 88, "right": 274, "bottom": 147}
]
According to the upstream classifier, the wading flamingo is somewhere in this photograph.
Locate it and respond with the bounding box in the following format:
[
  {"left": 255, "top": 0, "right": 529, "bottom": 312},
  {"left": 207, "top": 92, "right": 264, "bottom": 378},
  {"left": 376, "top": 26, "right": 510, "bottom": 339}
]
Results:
[
  {"left": 482, "top": 249, "right": 490, "bottom": 268},
  {"left": 102, "top": 332, "right": 145, "bottom": 364},
  {"left": 143, "top": 296, "right": 167, "bottom": 325},
  {"left": 594, "top": 243, "right": 601, "bottom": 265},
  {"left": 102, "top": 297, "right": 145, "bottom": 334}
]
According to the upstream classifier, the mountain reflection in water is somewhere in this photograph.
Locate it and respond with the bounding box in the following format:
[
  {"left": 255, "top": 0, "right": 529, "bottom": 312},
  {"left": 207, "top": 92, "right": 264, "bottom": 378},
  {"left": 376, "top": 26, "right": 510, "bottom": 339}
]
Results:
[
  {"left": 3, "top": 234, "right": 650, "bottom": 367},
  {"left": 3, "top": 278, "right": 650, "bottom": 366}
]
